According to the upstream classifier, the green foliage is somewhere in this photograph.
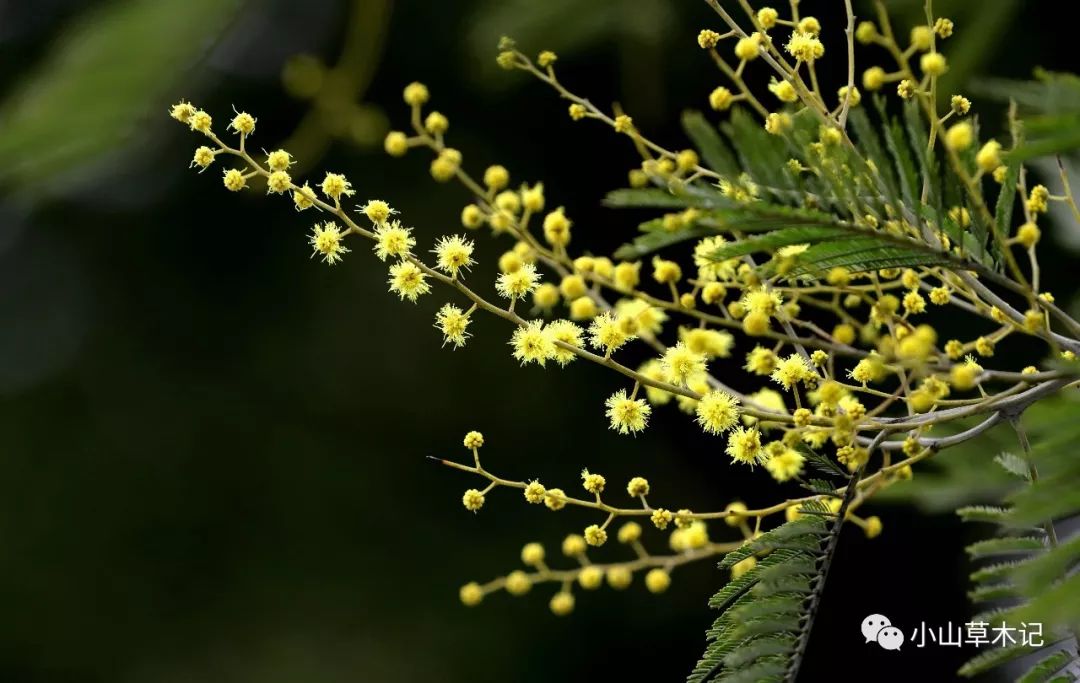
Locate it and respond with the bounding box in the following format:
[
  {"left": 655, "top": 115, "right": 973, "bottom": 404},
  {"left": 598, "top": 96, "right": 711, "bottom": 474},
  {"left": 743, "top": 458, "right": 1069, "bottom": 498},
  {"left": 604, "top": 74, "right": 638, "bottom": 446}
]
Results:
[
  {"left": 974, "top": 70, "right": 1080, "bottom": 161},
  {"left": 687, "top": 510, "right": 838, "bottom": 683},
  {"left": 0, "top": 0, "right": 243, "bottom": 195},
  {"left": 603, "top": 101, "right": 1003, "bottom": 278},
  {"left": 957, "top": 399, "right": 1080, "bottom": 679}
]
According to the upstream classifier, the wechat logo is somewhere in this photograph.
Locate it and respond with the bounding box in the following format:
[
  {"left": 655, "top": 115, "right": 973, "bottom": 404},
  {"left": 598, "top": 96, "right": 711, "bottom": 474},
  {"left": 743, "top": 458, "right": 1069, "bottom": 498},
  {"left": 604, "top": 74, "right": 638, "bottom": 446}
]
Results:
[{"left": 862, "top": 614, "right": 904, "bottom": 651}]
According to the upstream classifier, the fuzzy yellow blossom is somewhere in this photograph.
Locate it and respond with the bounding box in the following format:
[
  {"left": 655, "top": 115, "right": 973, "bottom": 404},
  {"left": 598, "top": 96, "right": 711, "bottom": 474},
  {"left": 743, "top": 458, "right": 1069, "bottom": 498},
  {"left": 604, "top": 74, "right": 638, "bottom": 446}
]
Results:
[
  {"left": 709, "top": 86, "right": 735, "bottom": 111},
  {"left": 388, "top": 261, "right": 431, "bottom": 302},
  {"left": 588, "top": 311, "right": 635, "bottom": 353},
  {"left": 910, "top": 26, "right": 933, "bottom": 51},
  {"left": 170, "top": 100, "right": 196, "bottom": 123},
  {"left": 403, "top": 81, "right": 429, "bottom": 106},
  {"left": 764, "top": 113, "right": 793, "bottom": 136},
  {"left": 384, "top": 131, "right": 409, "bottom": 157},
  {"left": 768, "top": 79, "right": 798, "bottom": 103},
  {"left": 549, "top": 592, "right": 574, "bottom": 616},
  {"left": 188, "top": 109, "right": 212, "bottom": 134},
  {"left": 697, "top": 29, "right": 721, "bottom": 49},
  {"left": 463, "top": 431, "right": 484, "bottom": 449},
  {"left": 662, "top": 343, "right": 707, "bottom": 386},
  {"left": 430, "top": 148, "right": 462, "bottom": 182},
  {"left": 320, "top": 172, "right": 354, "bottom": 200},
  {"left": 1016, "top": 222, "right": 1041, "bottom": 248},
  {"left": 431, "top": 235, "right": 475, "bottom": 277},
  {"left": 745, "top": 346, "right": 778, "bottom": 375},
  {"left": 734, "top": 34, "right": 761, "bottom": 61},
  {"left": 546, "top": 319, "right": 584, "bottom": 367},
  {"left": 862, "top": 66, "right": 886, "bottom": 91},
  {"left": 544, "top": 489, "right": 567, "bottom": 511},
  {"left": 222, "top": 168, "right": 247, "bottom": 192},
  {"left": 569, "top": 296, "right": 598, "bottom": 320},
  {"left": 897, "top": 79, "right": 916, "bottom": 99},
  {"left": 838, "top": 85, "right": 861, "bottom": 107},
  {"left": 757, "top": 7, "right": 779, "bottom": 28},
  {"left": 190, "top": 146, "right": 215, "bottom": 170},
  {"left": 680, "top": 327, "right": 734, "bottom": 359},
  {"left": 798, "top": 16, "right": 821, "bottom": 35},
  {"left": 605, "top": 389, "right": 651, "bottom": 435},
  {"left": 765, "top": 447, "right": 805, "bottom": 482},
  {"left": 1027, "top": 185, "right": 1050, "bottom": 214},
  {"left": 583, "top": 524, "right": 608, "bottom": 546},
  {"left": 510, "top": 320, "right": 555, "bottom": 366},
  {"left": 581, "top": 470, "right": 606, "bottom": 495},
  {"left": 496, "top": 263, "right": 540, "bottom": 300},
  {"left": 424, "top": 111, "right": 449, "bottom": 135},
  {"left": 645, "top": 569, "right": 671, "bottom": 593},
  {"left": 651, "top": 508, "right": 674, "bottom": 530},
  {"left": 505, "top": 570, "right": 531, "bottom": 595},
  {"left": 459, "top": 582, "right": 483, "bottom": 606},
  {"left": 613, "top": 115, "right": 634, "bottom": 134},
  {"left": 521, "top": 542, "right": 544, "bottom": 566},
  {"left": 976, "top": 140, "right": 1002, "bottom": 172},
  {"left": 771, "top": 353, "right": 814, "bottom": 390},
  {"left": 543, "top": 207, "right": 572, "bottom": 247},
  {"left": 786, "top": 31, "right": 824, "bottom": 62},
  {"left": 435, "top": 304, "right": 471, "bottom": 348},
  {"left": 625, "top": 477, "right": 650, "bottom": 498},
  {"left": 462, "top": 489, "right": 485, "bottom": 512},
  {"left": 307, "top": 221, "right": 351, "bottom": 265},
  {"left": 726, "top": 426, "right": 763, "bottom": 465},
  {"left": 568, "top": 103, "right": 587, "bottom": 120},
  {"left": 921, "top": 52, "right": 947, "bottom": 77},
  {"left": 266, "top": 170, "right": 291, "bottom": 194},
  {"left": 266, "top": 149, "right": 292, "bottom": 172},
  {"left": 696, "top": 390, "right": 740, "bottom": 435},
  {"left": 373, "top": 220, "right": 415, "bottom": 261},
  {"left": 944, "top": 122, "right": 973, "bottom": 151},
  {"left": 951, "top": 95, "right": 971, "bottom": 115},
  {"left": 950, "top": 356, "right": 982, "bottom": 391},
  {"left": 929, "top": 287, "right": 951, "bottom": 305}
]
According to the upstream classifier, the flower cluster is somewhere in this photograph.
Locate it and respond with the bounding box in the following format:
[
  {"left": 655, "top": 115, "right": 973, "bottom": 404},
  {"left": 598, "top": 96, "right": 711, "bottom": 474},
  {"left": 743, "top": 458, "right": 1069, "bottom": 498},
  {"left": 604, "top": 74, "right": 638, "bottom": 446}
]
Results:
[{"left": 170, "top": 0, "right": 1080, "bottom": 618}]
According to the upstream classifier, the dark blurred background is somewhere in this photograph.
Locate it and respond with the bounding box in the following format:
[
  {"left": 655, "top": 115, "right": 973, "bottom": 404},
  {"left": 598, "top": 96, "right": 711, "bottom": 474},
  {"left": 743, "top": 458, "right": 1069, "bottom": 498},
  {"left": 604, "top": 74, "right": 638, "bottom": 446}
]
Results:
[{"left": 1, "top": 1, "right": 1077, "bottom": 681}]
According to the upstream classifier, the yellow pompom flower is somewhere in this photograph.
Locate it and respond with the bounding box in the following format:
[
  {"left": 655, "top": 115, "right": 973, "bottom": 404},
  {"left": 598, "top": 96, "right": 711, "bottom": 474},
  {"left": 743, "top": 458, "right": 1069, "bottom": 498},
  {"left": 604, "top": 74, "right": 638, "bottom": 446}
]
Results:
[
  {"left": 584, "top": 524, "right": 608, "bottom": 546},
  {"left": 544, "top": 489, "right": 567, "bottom": 511},
  {"left": 770, "top": 353, "right": 814, "bottom": 390},
  {"left": 542, "top": 207, "right": 572, "bottom": 247},
  {"left": 726, "top": 426, "right": 763, "bottom": 465},
  {"left": 605, "top": 389, "right": 652, "bottom": 435},
  {"left": 588, "top": 311, "right": 635, "bottom": 354},
  {"left": 523, "top": 480, "right": 546, "bottom": 504},
  {"left": 651, "top": 508, "right": 674, "bottom": 530},
  {"left": 496, "top": 263, "right": 540, "bottom": 300},
  {"left": 696, "top": 390, "right": 740, "bottom": 435},
  {"left": 697, "top": 29, "right": 721, "bottom": 49},
  {"left": 627, "top": 476, "right": 650, "bottom": 497},
  {"left": 562, "top": 534, "right": 587, "bottom": 556},
  {"left": 920, "top": 52, "right": 947, "bottom": 77},
  {"left": 266, "top": 149, "right": 292, "bottom": 172},
  {"left": 577, "top": 566, "right": 603, "bottom": 590},
  {"left": 662, "top": 343, "right": 707, "bottom": 386},
  {"left": 521, "top": 542, "right": 545, "bottom": 566},
  {"left": 483, "top": 164, "right": 510, "bottom": 191},
  {"left": 430, "top": 148, "right": 462, "bottom": 182},
  {"left": 617, "top": 521, "right": 642, "bottom": 544},
  {"left": 463, "top": 431, "right": 484, "bottom": 449},
  {"left": 510, "top": 320, "right": 555, "bottom": 367},
  {"left": 944, "top": 122, "right": 973, "bottom": 151},
  {"left": 294, "top": 183, "right": 316, "bottom": 211},
  {"left": 786, "top": 31, "right": 824, "bottom": 62},
  {"left": 976, "top": 140, "right": 1002, "bottom": 173},
  {"left": 765, "top": 447, "right": 805, "bottom": 482},
  {"left": 505, "top": 570, "right": 531, "bottom": 596},
  {"left": 424, "top": 111, "right": 449, "bottom": 135},
  {"left": 709, "top": 86, "right": 735, "bottom": 111},
  {"left": 403, "top": 81, "right": 430, "bottom": 106},
  {"left": 549, "top": 591, "right": 575, "bottom": 616},
  {"left": 435, "top": 304, "right": 472, "bottom": 348},
  {"left": 462, "top": 489, "right": 485, "bottom": 512},
  {"left": 432, "top": 234, "right": 476, "bottom": 277},
  {"left": 266, "top": 170, "right": 291, "bottom": 195},
  {"left": 607, "top": 566, "right": 632, "bottom": 590},
  {"left": 581, "top": 470, "right": 606, "bottom": 495},
  {"left": 373, "top": 220, "right": 415, "bottom": 261},
  {"left": 384, "top": 131, "right": 409, "bottom": 157},
  {"left": 768, "top": 79, "right": 799, "bottom": 103},
  {"left": 222, "top": 168, "right": 247, "bottom": 192},
  {"left": 308, "top": 221, "right": 350, "bottom": 265},
  {"left": 459, "top": 582, "right": 483, "bottom": 606},
  {"left": 734, "top": 34, "right": 761, "bottom": 61},
  {"left": 388, "top": 261, "right": 431, "bottom": 302},
  {"left": 188, "top": 109, "right": 212, "bottom": 134},
  {"left": 191, "top": 146, "right": 215, "bottom": 170},
  {"left": 645, "top": 568, "right": 671, "bottom": 593},
  {"left": 320, "top": 172, "right": 354, "bottom": 200},
  {"left": 546, "top": 319, "right": 584, "bottom": 367},
  {"left": 757, "top": 7, "right": 779, "bottom": 29},
  {"left": 170, "top": 100, "right": 196, "bottom": 123}
]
